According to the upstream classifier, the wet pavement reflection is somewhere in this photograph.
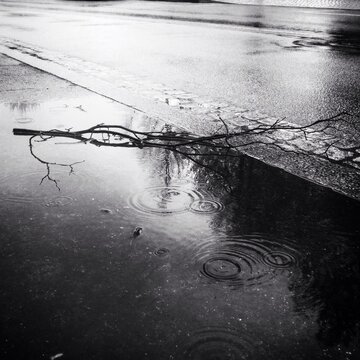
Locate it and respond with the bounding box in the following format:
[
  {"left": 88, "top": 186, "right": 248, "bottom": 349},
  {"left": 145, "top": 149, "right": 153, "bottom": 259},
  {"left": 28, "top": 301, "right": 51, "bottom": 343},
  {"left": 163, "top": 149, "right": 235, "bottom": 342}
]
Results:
[
  {"left": 1, "top": 0, "right": 360, "bottom": 127},
  {"left": 0, "top": 94, "right": 359, "bottom": 359}
]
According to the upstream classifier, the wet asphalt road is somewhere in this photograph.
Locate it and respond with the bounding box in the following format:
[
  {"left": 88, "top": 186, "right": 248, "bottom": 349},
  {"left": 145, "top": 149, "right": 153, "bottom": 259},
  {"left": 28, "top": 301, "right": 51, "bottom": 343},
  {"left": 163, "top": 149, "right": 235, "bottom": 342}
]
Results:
[
  {"left": 1, "top": 53, "right": 360, "bottom": 360},
  {"left": 1, "top": 4, "right": 360, "bottom": 359},
  {"left": 0, "top": 0, "right": 359, "bottom": 126}
]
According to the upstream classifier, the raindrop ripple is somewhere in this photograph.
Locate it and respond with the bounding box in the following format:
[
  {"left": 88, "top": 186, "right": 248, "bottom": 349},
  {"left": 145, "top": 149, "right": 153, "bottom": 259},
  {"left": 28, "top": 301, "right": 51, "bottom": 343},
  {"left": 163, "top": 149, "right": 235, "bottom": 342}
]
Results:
[
  {"left": 43, "top": 196, "right": 74, "bottom": 207},
  {"left": 175, "top": 327, "right": 257, "bottom": 360},
  {"left": 15, "top": 117, "right": 34, "bottom": 124},
  {"left": 194, "top": 235, "right": 300, "bottom": 287},
  {"left": 128, "top": 185, "right": 223, "bottom": 215},
  {"left": 153, "top": 248, "right": 170, "bottom": 257},
  {"left": 190, "top": 199, "right": 224, "bottom": 214}
]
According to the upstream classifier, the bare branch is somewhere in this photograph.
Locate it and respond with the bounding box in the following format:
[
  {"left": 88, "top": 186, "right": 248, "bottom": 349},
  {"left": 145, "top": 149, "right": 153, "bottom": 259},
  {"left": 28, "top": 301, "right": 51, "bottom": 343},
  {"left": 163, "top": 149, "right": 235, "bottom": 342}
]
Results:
[
  {"left": 28, "top": 135, "right": 85, "bottom": 190},
  {"left": 13, "top": 111, "right": 360, "bottom": 185}
]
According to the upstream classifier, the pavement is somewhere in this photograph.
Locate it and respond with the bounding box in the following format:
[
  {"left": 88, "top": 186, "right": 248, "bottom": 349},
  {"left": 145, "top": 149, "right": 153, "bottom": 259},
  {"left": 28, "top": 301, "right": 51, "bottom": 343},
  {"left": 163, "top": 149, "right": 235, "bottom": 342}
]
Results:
[{"left": 1, "top": 52, "right": 359, "bottom": 200}]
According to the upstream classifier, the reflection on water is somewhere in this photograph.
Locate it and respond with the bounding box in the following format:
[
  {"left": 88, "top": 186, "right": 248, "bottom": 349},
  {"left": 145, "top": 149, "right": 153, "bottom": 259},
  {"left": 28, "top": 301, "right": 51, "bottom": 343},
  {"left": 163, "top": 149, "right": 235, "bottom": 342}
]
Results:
[
  {"left": 5, "top": 101, "right": 39, "bottom": 124},
  {"left": 292, "top": 237, "right": 360, "bottom": 348},
  {"left": 1, "top": 98, "right": 359, "bottom": 359},
  {"left": 6, "top": 101, "right": 39, "bottom": 113}
]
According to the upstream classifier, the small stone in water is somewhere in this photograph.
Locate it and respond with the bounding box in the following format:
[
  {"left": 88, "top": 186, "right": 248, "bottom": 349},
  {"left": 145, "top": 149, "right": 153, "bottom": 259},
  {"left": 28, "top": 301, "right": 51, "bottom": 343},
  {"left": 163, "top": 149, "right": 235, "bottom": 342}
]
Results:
[{"left": 133, "top": 227, "right": 143, "bottom": 237}]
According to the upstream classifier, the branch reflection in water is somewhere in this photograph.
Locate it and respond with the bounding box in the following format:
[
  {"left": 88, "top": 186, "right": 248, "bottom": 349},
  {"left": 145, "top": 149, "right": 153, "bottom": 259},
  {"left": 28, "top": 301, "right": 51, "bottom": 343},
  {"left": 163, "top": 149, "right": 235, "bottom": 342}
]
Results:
[{"left": 13, "top": 116, "right": 360, "bottom": 357}]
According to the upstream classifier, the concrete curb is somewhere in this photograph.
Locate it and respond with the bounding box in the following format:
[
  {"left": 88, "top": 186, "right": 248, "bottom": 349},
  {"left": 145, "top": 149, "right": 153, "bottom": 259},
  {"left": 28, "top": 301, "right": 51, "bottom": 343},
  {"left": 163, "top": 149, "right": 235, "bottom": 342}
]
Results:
[{"left": 1, "top": 48, "right": 359, "bottom": 200}]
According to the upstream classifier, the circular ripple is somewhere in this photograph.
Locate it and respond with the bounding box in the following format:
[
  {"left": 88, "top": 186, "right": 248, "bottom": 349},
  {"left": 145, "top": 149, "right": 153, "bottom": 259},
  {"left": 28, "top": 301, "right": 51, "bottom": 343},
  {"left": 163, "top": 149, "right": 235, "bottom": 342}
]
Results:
[
  {"left": 263, "top": 251, "right": 296, "bottom": 269},
  {"left": 15, "top": 117, "right": 34, "bottom": 124},
  {"left": 193, "top": 235, "right": 300, "bottom": 287},
  {"left": 190, "top": 199, "right": 224, "bottom": 214},
  {"left": 128, "top": 186, "right": 204, "bottom": 214},
  {"left": 175, "top": 327, "right": 256, "bottom": 360},
  {"left": 43, "top": 196, "right": 73, "bottom": 207},
  {"left": 153, "top": 248, "right": 170, "bottom": 257},
  {"left": 197, "top": 243, "right": 266, "bottom": 287},
  {"left": 0, "top": 169, "right": 91, "bottom": 205},
  {"left": 202, "top": 257, "right": 241, "bottom": 281},
  {"left": 0, "top": 170, "right": 55, "bottom": 205}
]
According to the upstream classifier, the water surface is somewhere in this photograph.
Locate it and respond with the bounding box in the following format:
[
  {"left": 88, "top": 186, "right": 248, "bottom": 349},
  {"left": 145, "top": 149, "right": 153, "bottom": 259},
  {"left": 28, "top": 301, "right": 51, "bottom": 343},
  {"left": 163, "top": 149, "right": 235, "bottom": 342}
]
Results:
[{"left": 0, "top": 95, "right": 359, "bottom": 360}]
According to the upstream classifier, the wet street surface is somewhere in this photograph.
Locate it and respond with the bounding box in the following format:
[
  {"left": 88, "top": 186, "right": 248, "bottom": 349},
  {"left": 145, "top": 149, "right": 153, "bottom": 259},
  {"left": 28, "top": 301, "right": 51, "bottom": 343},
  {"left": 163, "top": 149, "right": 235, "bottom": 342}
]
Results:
[
  {"left": 1, "top": 54, "right": 360, "bottom": 359},
  {"left": 0, "top": 0, "right": 359, "bottom": 125},
  {"left": 0, "top": 1, "right": 360, "bottom": 359},
  {"left": 0, "top": 0, "right": 359, "bottom": 198}
]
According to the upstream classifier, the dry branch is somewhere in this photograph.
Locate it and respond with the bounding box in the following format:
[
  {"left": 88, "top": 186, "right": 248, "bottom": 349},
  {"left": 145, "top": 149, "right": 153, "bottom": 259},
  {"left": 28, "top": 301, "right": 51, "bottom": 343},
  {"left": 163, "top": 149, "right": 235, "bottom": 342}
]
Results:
[{"left": 12, "top": 111, "right": 360, "bottom": 188}]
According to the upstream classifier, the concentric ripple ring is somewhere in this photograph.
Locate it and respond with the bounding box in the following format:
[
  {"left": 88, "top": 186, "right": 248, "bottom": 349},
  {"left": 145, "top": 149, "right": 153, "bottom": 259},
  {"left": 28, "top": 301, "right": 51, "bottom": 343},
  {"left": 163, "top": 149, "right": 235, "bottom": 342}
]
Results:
[
  {"left": 193, "top": 235, "right": 300, "bottom": 287},
  {"left": 175, "top": 327, "right": 256, "bottom": 360},
  {"left": 190, "top": 199, "right": 224, "bottom": 214},
  {"left": 202, "top": 257, "right": 241, "bottom": 281},
  {"left": 263, "top": 251, "right": 296, "bottom": 268},
  {"left": 43, "top": 196, "right": 74, "bottom": 207},
  {"left": 128, "top": 186, "right": 204, "bottom": 214},
  {"left": 15, "top": 117, "right": 34, "bottom": 124},
  {"left": 153, "top": 248, "right": 170, "bottom": 257}
]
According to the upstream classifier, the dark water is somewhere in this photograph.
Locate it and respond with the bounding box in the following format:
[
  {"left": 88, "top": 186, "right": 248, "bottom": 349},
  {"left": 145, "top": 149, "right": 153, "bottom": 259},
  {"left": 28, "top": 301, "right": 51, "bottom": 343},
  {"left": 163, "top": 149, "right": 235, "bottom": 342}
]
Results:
[{"left": 0, "top": 97, "right": 359, "bottom": 360}]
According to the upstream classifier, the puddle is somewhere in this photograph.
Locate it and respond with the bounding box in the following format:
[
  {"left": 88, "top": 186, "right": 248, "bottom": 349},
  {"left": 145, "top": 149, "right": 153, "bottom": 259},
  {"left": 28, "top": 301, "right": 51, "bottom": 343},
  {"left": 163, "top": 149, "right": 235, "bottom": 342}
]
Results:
[{"left": 0, "top": 96, "right": 359, "bottom": 359}]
